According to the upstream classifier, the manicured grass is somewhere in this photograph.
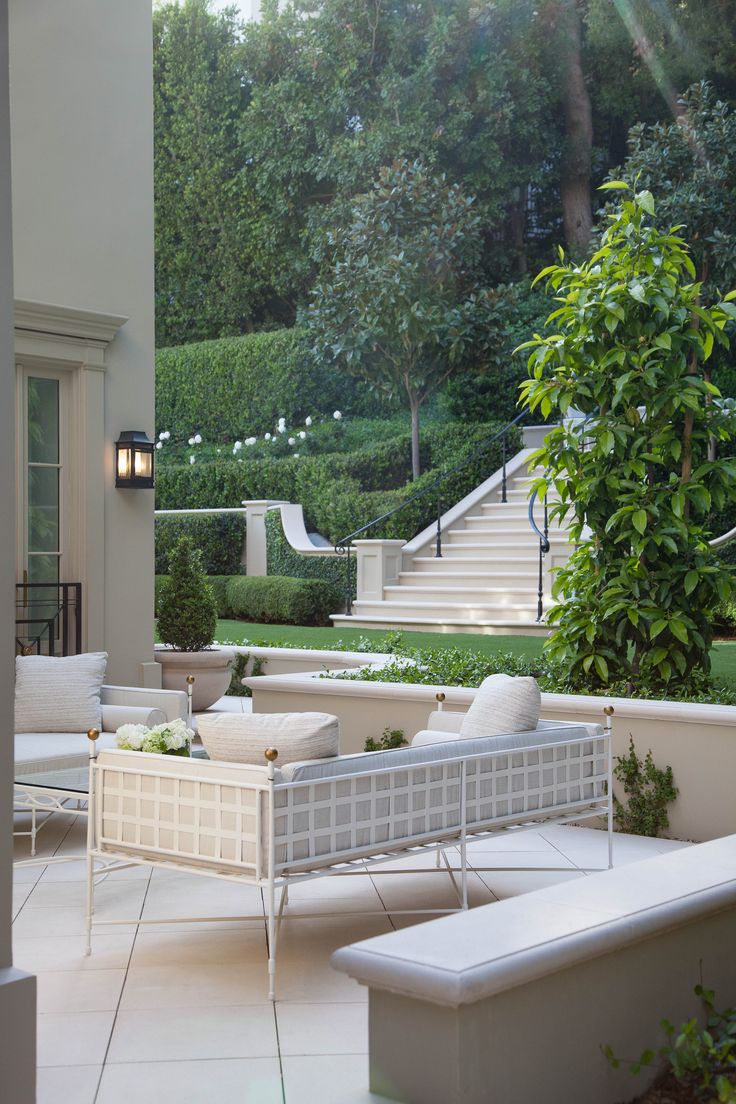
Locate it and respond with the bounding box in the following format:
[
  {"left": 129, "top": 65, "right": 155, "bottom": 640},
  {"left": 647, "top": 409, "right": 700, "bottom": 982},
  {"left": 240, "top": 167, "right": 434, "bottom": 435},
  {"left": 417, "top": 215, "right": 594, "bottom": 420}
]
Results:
[
  {"left": 216, "top": 620, "right": 545, "bottom": 660},
  {"left": 215, "top": 618, "right": 736, "bottom": 688}
]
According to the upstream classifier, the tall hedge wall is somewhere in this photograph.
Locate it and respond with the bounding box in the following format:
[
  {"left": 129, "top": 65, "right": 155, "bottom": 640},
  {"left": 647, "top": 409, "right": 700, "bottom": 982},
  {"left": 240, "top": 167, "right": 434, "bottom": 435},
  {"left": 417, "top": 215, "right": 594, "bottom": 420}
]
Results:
[
  {"left": 156, "top": 328, "right": 391, "bottom": 442},
  {"left": 155, "top": 514, "right": 246, "bottom": 576},
  {"left": 155, "top": 420, "right": 517, "bottom": 545},
  {"left": 265, "top": 510, "right": 355, "bottom": 599}
]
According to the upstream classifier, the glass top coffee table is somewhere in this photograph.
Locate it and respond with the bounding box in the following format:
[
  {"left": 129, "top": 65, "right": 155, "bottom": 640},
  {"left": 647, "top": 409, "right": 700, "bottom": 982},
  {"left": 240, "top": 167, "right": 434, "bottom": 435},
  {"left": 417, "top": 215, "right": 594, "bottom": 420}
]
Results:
[{"left": 14, "top": 765, "right": 91, "bottom": 859}]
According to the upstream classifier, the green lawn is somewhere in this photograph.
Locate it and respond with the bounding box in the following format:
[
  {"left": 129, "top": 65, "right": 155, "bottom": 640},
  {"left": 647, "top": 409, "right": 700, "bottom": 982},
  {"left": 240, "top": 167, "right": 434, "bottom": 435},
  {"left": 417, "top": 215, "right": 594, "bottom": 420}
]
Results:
[{"left": 214, "top": 619, "right": 736, "bottom": 687}]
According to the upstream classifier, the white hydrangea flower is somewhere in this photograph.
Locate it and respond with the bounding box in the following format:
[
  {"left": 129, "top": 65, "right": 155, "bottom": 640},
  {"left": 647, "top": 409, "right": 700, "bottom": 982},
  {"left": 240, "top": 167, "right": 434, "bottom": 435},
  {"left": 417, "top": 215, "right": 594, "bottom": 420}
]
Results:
[
  {"left": 164, "top": 431, "right": 171, "bottom": 440},
  {"left": 305, "top": 416, "right": 313, "bottom": 427},
  {"left": 156, "top": 441, "right": 163, "bottom": 450},
  {"left": 234, "top": 440, "right": 242, "bottom": 450},
  {"left": 333, "top": 410, "right": 342, "bottom": 420},
  {"left": 194, "top": 433, "right": 202, "bottom": 444},
  {"left": 298, "top": 430, "right": 306, "bottom": 439},
  {"left": 189, "top": 455, "right": 195, "bottom": 465},
  {"left": 246, "top": 437, "right": 256, "bottom": 446},
  {"left": 288, "top": 437, "right": 295, "bottom": 445},
  {"left": 158, "top": 431, "right": 166, "bottom": 441},
  {"left": 116, "top": 724, "right": 147, "bottom": 751},
  {"left": 265, "top": 432, "right": 271, "bottom": 440},
  {"left": 188, "top": 436, "right": 195, "bottom": 446}
]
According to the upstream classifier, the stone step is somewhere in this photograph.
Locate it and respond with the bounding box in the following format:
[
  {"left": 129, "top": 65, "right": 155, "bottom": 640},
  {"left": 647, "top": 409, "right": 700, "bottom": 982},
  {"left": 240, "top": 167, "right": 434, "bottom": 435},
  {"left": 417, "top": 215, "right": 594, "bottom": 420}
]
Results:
[
  {"left": 444, "top": 528, "right": 571, "bottom": 544},
  {"left": 410, "top": 555, "right": 541, "bottom": 571},
  {"left": 330, "top": 613, "right": 549, "bottom": 636},
  {"left": 422, "top": 543, "right": 562, "bottom": 559},
  {"left": 398, "top": 570, "right": 539, "bottom": 588},
  {"left": 350, "top": 598, "right": 544, "bottom": 623},
  {"left": 384, "top": 584, "right": 538, "bottom": 606}
]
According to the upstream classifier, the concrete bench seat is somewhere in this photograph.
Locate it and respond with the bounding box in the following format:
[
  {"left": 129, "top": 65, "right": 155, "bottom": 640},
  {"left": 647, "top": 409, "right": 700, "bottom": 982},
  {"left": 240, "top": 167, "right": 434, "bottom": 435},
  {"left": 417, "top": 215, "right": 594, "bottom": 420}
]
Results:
[{"left": 332, "top": 834, "right": 736, "bottom": 1104}]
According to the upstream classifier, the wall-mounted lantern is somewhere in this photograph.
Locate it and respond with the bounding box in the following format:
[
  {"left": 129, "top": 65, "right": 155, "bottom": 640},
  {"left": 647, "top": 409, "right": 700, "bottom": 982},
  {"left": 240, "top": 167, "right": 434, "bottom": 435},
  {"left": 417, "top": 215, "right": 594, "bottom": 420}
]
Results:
[{"left": 115, "top": 431, "right": 155, "bottom": 489}]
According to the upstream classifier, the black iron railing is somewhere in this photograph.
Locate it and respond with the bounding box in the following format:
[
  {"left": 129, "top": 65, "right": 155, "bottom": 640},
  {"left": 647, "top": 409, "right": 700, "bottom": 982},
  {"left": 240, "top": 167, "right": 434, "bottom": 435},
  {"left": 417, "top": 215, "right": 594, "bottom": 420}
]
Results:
[
  {"left": 15, "top": 581, "right": 82, "bottom": 656},
  {"left": 334, "top": 411, "right": 528, "bottom": 615},
  {"left": 528, "top": 483, "right": 550, "bottom": 622}
]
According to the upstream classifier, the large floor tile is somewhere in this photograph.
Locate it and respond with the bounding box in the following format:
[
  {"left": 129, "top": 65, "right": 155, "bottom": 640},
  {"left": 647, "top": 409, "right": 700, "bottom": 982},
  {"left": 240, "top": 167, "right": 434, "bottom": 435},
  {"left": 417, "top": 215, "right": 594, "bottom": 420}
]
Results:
[
  {"left": 107, "top": 1004, "right": 279, "bottom": 1062},
  {"left": 13, "top": 932, "right": 136, "bottom": 973},
  {"left": 129, "top": 926, "right": 266, "bottom": 968},
  {"left": 12, "top": 904, "right": 134, "bottom": 939},
  {"left": 39, "top": 857, "right": 152, "bottom": 882},
  {"left": 276, "top": 1001, "right": 368, "bottom": 1056},
  {"left": 36, "top": 968, "right": 126, "bottom": 1012},
  {"left": 12, "top": 861, "right": 46, "bottom": 884},
  {"left": 469, "top": 850, "right": 577, "bottom": 872},
  {"left": 37, "top": 1009, "right": 116, "bottom": 1067},
  {"left": 97, "top": 1058, "right": 283, "bottom": 1104},
  {"left": 120, "top": 962, "right": 271, "bottom": 1010},
  {"left": 465, "top": 829, "right": 558, "bottom": 853},
  {"left": 282, "top": 1054, "right": 388, "bottom": 1103},
  {"left": 36, "top": 1064, "right": 101, "bottom": 1104},
  {"left": 26, "top": 878, "right": 147, "bottom": 912},
  {"left": 478, "top": 867, "right": 585, "bottom": 900},
  {"left": 370, "top": 870, "right": 493, "bottom": 913}
]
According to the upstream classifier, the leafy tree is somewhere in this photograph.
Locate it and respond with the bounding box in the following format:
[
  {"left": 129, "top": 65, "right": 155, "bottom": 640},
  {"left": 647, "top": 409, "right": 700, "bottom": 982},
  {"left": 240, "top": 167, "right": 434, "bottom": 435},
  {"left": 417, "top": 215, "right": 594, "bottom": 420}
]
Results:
[
  {"left": 520, "top": 185, "right": 736, "bottom": 694},
  {"left": 306, "top": 160, "right": 484, "bottom": 479},
  {"left": 154, "top": 0, "right": 260, "bottom": 345},
  {"left": 240, "top": 0, "right": 550, "bottom": 312}
]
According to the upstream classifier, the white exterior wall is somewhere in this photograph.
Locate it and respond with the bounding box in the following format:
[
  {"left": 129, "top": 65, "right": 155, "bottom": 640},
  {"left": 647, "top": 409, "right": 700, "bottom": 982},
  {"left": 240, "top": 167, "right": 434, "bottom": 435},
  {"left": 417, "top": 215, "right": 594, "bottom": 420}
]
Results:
[{"left": 8, "top": 0, "right": 155, "bottom": 685}]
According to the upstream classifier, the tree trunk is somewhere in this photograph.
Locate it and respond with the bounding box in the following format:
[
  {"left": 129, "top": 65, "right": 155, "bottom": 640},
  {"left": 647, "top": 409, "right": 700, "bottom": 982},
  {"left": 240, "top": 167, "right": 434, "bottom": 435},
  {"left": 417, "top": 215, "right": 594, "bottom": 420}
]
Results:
[
  {"left": 408, "top": 387, "right": 421, "bottom": 481},
  {"left": 558, "top": 0, "right": 593, "bottom": 256}
]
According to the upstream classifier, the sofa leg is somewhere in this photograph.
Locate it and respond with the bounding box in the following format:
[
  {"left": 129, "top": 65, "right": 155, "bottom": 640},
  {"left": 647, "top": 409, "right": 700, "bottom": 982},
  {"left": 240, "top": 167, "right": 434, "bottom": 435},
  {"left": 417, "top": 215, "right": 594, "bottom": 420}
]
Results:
[
  {"left": 267, "top": 882, "right": 277, "bottom": 1001},
  {"left": 84, "top": 852, "right": 94, "bottom": 956}
]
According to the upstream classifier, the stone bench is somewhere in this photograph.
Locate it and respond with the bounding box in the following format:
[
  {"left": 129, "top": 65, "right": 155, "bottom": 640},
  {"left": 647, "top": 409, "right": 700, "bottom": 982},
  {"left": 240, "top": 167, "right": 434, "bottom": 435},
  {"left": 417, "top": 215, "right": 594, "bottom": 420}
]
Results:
[{"left": 332, "top": 834, "right": 736, "bottom": 1104}]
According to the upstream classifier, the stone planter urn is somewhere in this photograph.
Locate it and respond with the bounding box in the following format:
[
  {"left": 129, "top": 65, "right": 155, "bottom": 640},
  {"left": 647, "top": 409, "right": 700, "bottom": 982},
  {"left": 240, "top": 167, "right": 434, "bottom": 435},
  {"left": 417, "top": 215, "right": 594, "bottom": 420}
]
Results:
[{"left": 155, "top": 645, "right": 234, "bottom": 712}]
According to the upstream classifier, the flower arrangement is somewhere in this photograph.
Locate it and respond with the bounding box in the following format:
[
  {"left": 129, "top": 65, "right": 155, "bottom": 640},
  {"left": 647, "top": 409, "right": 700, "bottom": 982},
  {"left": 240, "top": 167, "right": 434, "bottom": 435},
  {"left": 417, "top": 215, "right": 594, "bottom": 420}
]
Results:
[{"left": 116, "top": 717, "right": 193, "bottom": 757}]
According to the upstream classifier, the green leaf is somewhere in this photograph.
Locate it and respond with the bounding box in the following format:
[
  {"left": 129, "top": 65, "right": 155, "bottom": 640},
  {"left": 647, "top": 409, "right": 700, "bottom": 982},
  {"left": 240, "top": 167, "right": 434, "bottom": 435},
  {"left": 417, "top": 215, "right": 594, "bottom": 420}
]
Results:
[
  {"left": 684, "top": 570, "right": 699, "bottom": 596},
  {"left": 635, "top": 190, "right": 655, "bottom": 215},
  {"left": 670, "top": 619, "right": 689, "bottom": 645},
  {"left": 632, "top": 509, "right": 647, "bottom": 534},
  {"left": 650, "top": 619, "right": 668, "bottom": 640},
  {"left": 594, "top": 654, "right": 609, "bottom": 683},
  {"left": 598, "top": 181, "right": 629, "bottom": 191}
]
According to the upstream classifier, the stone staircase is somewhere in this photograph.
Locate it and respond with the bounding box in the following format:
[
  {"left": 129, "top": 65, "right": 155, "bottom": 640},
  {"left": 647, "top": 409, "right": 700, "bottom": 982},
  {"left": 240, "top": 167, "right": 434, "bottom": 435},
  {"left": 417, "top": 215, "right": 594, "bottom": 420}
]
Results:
[{"left": 331, "top": 445, "right": 574, "bottom": 636}]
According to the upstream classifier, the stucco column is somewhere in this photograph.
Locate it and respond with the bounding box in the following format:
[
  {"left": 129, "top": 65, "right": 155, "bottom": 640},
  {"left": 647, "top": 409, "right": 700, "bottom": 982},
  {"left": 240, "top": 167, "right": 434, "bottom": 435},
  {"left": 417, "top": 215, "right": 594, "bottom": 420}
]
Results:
[
  {"left": 0, "top": 1, "right": 36, "bottom": 1097},
  {"left": 354, "top": 540, "right": 406, "bottom": 602},
  {"left": 242, "top": 500, "right": 288, "bottom": 576}
]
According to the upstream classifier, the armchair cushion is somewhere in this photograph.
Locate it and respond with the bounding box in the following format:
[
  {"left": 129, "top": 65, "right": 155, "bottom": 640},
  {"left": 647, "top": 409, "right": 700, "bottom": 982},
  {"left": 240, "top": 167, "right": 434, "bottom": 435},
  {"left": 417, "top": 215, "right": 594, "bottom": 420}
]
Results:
[
  {"left": 458, "top": 674, "right": 540, "bottom": 740},
  {"left": 14, "top": 652, "right": 107, "bottom": 734},
  {"left": 101, "top": 705, "right": 168, "bottom": 731},
  {"left": 197, "top": 711, "right": 339, "bottom": 766}
]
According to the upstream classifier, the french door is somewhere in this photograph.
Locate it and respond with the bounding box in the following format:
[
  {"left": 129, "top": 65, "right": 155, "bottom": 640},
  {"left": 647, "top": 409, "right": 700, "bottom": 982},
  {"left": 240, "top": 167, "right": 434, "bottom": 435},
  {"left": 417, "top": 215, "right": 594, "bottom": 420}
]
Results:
[{"left": 16, "top": 365, "right": 79, "bottom": 653}]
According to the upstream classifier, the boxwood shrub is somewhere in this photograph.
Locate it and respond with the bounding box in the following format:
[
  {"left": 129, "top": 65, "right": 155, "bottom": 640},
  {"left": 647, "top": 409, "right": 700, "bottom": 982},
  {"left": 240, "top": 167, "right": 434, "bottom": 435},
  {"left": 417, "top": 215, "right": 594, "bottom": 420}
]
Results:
[
  {"left": 155, "top": 514, "right": 245, "bottom": 576},
  {"left": 219, "top": 575, "right": 342, "bottom": 627}
]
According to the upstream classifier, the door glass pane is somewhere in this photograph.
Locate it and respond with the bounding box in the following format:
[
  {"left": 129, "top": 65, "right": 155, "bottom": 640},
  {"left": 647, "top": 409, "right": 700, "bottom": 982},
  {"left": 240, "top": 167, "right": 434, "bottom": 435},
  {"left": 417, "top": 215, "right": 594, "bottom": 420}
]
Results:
[
  {"left": 27, "top": 377, "right": 59, "bottom": 464},
  {"left": 28, "top": 466, "right": 59, "bottom": 552},
  {"left": 25, "top": 555, "right": 60, "bottom": 647}
]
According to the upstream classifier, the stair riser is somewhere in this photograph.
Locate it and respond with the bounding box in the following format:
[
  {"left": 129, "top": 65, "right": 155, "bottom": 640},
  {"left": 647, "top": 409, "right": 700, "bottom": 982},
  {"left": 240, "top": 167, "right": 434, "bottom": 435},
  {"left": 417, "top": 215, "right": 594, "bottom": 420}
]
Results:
[
  {"left": 460, "top": 519, "right": 567, "bottom": 535},
  {"left": 384, "top": 587, "right": 541, "bottom": 605},
  {"left": 331, "top": 615, "right": 550, "bottom": 636},
  {"left": 399, "top": 574, "right": 540, "bottom": 588},
  {"left": 424, "top": 546, "right": 566, "bottom": 561}
]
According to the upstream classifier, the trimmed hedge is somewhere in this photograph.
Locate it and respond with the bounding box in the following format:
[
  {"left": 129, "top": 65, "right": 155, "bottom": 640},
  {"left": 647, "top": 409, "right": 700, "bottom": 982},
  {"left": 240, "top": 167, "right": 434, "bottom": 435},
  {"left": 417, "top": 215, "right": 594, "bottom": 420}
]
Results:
[
  {"left": 217, "top": 575, "right": 341, "bottom": 626},
  {"left": 155, "top": 514, "right": 245, "bottom": 576},
  {"left": 156, "top": 328, "right": 390, "bottom": 443},
  {"left": 265, "top": 510, "right": 355, "bottom": 600},
  {"left": 155, "top": 420, "right": 518, "bottom": 545},
  {"left": 156, "top": 572, "right": 341, "bottom": 626}
]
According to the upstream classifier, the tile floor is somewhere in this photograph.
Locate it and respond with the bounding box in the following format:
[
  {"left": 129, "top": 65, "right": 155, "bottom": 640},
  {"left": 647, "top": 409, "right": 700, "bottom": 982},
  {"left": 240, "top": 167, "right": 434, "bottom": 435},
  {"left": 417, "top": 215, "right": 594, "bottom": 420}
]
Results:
[{"left": 13, "top": 809, "right": 687, "bottom": 1104}]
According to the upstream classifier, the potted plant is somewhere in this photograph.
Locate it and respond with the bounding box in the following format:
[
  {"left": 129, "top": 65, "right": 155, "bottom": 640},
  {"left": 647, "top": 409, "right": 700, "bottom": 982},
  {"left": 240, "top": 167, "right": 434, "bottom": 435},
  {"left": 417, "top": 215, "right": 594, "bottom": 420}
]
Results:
[{"left": 155, "top": 535, "right": 233, "bottom": 710}]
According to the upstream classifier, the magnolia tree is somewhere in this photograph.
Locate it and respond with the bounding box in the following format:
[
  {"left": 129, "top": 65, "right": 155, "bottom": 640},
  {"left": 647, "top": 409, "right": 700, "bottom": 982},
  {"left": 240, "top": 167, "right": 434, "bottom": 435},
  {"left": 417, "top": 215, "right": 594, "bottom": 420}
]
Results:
[
  {"left": 520, "top": 185, "right": 736, "bottom": 694},
  {"left": 306, "top": 159, "right": 484, "bottom": 479}
]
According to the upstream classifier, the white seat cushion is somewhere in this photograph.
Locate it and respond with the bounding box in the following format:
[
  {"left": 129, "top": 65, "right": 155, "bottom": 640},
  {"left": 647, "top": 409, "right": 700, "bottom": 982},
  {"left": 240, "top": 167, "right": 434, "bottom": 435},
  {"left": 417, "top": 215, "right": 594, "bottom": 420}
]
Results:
[
  {"left": 15, "top": 731, "right": 118, "bottom": 774},
  {"left": 197, "top": 711, "right": 339, "bottom": 766},
  {"left": 458, "top": 675, "right": 540, "bottom": 739},
  {"left": 14, "top": 652, "right": 108, "bottom": 734}
]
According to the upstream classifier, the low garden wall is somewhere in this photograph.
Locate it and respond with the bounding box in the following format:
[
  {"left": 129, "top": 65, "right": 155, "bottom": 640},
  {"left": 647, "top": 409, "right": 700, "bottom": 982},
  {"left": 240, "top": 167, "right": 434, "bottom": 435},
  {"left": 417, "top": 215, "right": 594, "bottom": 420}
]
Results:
[{"left": 244, "top": 666, "right": 736, "bottom": 843}]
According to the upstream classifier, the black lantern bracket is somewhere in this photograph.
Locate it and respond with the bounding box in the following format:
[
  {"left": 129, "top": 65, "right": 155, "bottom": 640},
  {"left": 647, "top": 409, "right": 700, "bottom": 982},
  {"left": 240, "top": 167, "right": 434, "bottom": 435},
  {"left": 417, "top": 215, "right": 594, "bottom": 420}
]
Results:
[{"left": 115, "top": 430, "right": 155, "bottom": 489}]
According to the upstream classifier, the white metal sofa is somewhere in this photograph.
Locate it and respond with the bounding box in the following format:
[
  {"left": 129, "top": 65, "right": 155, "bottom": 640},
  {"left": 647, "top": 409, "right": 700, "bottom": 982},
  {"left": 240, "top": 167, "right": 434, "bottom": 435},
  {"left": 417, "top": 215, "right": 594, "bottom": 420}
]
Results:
[{"left": 84, "top": 706, "right": 614, "bottom": 999}]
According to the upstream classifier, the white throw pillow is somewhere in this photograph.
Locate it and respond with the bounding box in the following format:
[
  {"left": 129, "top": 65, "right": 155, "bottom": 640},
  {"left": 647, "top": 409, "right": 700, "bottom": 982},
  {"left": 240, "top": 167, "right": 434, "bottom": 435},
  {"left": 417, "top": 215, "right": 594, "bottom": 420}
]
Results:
[
  {"left": 458, "top": 674, "right": 540, "bottom": 739},
  {"left": 197, "top": 711, "right": 339, "bottom": 765},
  {"left": 14, "top": 652, "right": 108, "bottom": 734}
]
